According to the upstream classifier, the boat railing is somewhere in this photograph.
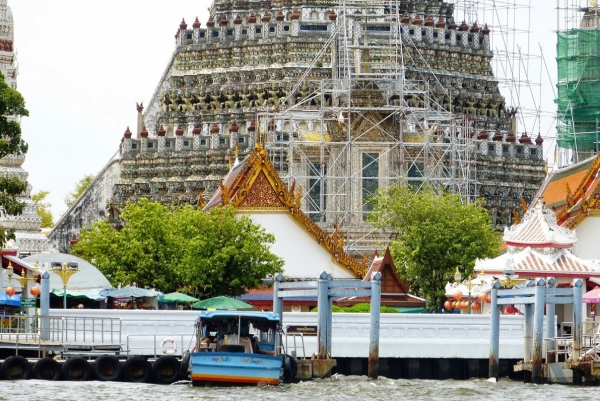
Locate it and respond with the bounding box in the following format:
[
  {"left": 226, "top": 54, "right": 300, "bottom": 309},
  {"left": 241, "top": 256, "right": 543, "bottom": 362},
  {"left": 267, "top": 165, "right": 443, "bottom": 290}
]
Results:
[
  {"left": 125, "top": 333, "right": 196, "bottom": 358},
  {"left": 284, "top": 333, "right": 307, "bottom": 359}
]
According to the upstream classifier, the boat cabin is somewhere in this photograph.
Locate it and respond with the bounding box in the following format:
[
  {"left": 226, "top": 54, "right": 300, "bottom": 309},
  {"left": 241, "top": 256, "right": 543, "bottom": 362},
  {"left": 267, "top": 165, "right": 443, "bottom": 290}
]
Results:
[{"left": 194, "top": 310, "right": 281, "bottom": 355}]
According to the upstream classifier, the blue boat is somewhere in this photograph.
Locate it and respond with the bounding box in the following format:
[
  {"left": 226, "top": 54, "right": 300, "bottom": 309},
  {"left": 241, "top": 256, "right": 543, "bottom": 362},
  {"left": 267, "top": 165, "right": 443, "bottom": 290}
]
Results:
[{"left": 190, "top": 310, "right": 290, "bottom": 386}]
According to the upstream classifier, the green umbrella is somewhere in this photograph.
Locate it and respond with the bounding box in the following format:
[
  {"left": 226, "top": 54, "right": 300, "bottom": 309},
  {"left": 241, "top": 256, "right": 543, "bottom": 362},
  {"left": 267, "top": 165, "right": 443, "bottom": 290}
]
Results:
[
  {"left": 159, "top": 292, "right": 199, "bottom": 303},
  {"left": 191, "top": 296, "right": 253, "bottom": 310}
]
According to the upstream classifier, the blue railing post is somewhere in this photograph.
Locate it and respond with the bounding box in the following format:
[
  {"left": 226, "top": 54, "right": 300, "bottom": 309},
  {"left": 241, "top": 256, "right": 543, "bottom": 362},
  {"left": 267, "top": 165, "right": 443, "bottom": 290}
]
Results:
[
  {"left": 273, "top": 274, "right": 284, "bottom": 319},
  {"left": 368, "top": 272, "right": 382, "bottom": 379},
  {"left": 317, "top": 271, "right": 329, "bottom": 358},
  {"left": 572, "top": 278, "right": 583, "bottom": 361},
  {"left": 489, "top": 280, "right": 501, "bottom": 380},
  {"left": 532, "top": 277, "right": 546, "bottom": 384},
  {"left": 326, "top": 273, "right": 333, "bottom": 356},
  {"left": 40, "top": 271, "right": 50, "bottom": 341},
  {"left": 545, "top": 277, "right": 557, "bottom": 363},
  {"left": 523, "top": 280, "right": 534, "bottom": 382}
]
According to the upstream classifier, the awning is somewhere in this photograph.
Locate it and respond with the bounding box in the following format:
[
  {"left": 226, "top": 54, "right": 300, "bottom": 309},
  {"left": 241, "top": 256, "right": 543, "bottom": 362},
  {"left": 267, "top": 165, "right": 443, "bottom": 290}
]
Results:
[
  {"left": 0, "top": 292, "right": 20, "bottom": 307},
  {"left": 51, "top": 289, "right": 106, "bottom": 301}
]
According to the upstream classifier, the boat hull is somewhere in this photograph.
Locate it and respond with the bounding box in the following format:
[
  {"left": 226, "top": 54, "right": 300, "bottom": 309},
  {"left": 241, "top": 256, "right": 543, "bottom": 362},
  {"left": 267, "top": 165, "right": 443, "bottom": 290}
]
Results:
[{"left": 191, "top": 352, "right": 283, "bottom": 386}]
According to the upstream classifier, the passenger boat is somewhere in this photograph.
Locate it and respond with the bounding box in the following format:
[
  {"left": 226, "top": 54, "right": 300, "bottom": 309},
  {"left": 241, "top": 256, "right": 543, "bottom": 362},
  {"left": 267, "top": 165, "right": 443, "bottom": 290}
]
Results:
[{"left": 189, "top": 310, "right": 293, "bottom": 386}]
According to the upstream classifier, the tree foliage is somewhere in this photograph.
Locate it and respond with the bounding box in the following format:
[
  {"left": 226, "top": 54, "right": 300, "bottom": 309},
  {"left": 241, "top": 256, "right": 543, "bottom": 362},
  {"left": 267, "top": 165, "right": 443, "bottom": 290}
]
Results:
[
  {"left": 71, "top": 199, "right": 284, "bottom": 296},
  {"left": 369, "top": 184, "right": 502, "bottom": 311},
  {"left": 31, "top": 190, "right": 54, "bottom": 228},
  {"left": 64, "top": 174, "right": 94, "bottom": 208},
  {"left": 0, "top": 72, "right": 29, "bottom": 246}
]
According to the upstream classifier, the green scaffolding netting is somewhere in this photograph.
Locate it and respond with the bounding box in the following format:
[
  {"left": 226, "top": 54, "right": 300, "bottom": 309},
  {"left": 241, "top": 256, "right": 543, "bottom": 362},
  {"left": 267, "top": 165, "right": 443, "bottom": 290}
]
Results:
[{"left": 556, "top": 29, "right": 600, "bottom": 150}]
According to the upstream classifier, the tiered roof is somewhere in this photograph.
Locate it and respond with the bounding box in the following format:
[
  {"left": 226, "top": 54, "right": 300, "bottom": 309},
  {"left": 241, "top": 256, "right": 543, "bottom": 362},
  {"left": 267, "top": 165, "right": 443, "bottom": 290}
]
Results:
[{"left": 476, "top": 200, "right": 599, "bottom": 278}]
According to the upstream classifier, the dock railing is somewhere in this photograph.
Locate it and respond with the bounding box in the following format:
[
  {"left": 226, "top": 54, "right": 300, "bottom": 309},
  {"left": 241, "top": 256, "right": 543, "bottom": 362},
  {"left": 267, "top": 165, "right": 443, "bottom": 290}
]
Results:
[
  {"left": 0, "top": 315, "right": 122, "bottom": 356},
  {"left": 284, "top": 333, "right": 307, "bottom": 359}
]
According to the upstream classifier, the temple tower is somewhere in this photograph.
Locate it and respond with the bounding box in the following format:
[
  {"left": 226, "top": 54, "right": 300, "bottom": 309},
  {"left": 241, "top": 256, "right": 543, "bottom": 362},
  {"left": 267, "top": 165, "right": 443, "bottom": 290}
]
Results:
[{"left": 0, "top": 0, "right": 50, "bottom": 255}]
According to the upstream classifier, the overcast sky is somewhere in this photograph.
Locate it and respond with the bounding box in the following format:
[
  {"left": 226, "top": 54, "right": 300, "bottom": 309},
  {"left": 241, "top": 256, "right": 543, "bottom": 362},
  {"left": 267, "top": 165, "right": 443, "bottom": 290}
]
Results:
[{"left": 10, "top": 1, "right": 559, "bottom": 221}]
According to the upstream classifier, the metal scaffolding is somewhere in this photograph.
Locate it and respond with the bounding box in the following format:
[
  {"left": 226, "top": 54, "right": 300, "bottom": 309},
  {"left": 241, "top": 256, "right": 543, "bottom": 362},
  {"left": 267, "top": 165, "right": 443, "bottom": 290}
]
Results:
[{"left": 256, "top": 0, "right": 476, "bottom": 255}]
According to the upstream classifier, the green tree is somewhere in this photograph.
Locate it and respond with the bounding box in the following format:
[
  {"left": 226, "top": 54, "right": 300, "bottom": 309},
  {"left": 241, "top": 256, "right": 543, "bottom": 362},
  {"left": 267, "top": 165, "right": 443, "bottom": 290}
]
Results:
[
  {"left": 0, "top": 71, "right": 29, "bottom": 246},
  {"left": 71, "top": 199, "right": 284, "bottom": 296},
  {"left": 64, "top": 174, "right": 94, "bottom": 208},
  {"left": 369, "top": 184, "right": 502, "bottom": 311},
  {"left": 31, "top": 190, "right": 54, "bottom": 228}
]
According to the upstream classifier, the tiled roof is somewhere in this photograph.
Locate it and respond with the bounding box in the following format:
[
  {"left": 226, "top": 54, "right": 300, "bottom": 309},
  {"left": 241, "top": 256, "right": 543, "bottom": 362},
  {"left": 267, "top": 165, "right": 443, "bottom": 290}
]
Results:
[
  {"left": 475, "top": 247, "right": 600, "bottom": 276},
  {"left": 533, "top": 153, "right": 600, "bottom": 229},
  {"left": 504, "top": 200, "right": 576, "bottom": 248}
]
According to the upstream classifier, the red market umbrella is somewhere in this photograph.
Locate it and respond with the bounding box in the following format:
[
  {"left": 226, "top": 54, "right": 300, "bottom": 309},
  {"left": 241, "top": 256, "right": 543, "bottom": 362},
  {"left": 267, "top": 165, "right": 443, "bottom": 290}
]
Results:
[{"left": 582, "top": 288, "right": 600, "bottom": 304}]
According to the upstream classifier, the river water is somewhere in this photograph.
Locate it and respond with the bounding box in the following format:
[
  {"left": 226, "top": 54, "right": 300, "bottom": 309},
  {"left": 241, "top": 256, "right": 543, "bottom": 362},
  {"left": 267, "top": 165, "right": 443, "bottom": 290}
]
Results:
[{"left": 1, "top": 375, "right": 597, "bottom": 401}]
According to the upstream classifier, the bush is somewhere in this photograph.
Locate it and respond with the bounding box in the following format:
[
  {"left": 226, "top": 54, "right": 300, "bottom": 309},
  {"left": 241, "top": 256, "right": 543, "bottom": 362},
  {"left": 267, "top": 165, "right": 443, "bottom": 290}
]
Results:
[{"left": 311, "top": 303, "right": 398, "bottom": 313}]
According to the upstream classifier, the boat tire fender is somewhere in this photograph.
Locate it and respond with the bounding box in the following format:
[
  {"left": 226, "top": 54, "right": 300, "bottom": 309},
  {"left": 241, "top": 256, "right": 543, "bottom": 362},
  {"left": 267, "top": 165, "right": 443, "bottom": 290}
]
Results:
[
  {"left": 152, "top": 355, "right": 181, "bottom": 385},
  {"left": 122, "top": 356, "right": 152, "bottom": 383},
  {"left": 62, "top": 356, "right": 92, "bottom": 381},
  {"left": 283, "top": 354, "right": 297, "bottom": 383},
  {"left": 1, "top": 355, "right": 32, "bottom": 380},
  {"left": 33, "top": 357, "right": 62, "bottom": 381},
  {"left": 94, "top": 354, "right": 122, "bottom": 381},
  {"left": 180, "top": 350, "right": 191, "bottom": 377}
]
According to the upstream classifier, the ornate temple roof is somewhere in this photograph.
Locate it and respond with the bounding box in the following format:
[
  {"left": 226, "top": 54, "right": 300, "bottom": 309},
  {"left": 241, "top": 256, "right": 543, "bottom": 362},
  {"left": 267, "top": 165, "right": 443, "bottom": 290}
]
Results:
[
  {"left": 475, "top": 247, "right": 600, "bottom": 277},
  {"left": 503, "top": 200, "right": 577, "bottom": 249},
  {"left": 533, "top": 152, "right": 600, "bottom": 229},
  {"left": 204, "top": 141, "right": 368, "bottom": 278}
]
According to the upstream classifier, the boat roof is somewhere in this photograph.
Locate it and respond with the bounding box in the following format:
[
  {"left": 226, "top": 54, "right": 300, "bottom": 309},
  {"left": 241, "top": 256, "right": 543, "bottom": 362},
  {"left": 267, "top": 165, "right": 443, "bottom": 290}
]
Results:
[{"left": 195, "top": 310, "right": 281, "bottom": 323}]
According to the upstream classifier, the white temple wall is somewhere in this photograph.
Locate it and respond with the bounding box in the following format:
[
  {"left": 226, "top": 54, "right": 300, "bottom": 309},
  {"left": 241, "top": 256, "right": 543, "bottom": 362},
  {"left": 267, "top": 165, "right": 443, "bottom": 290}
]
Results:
[
  {"left": 571, "top": 216, "right": 600, "bottom": 260},
  {"left": 247, "top": 213, "right": 356, "bottom": 279}
]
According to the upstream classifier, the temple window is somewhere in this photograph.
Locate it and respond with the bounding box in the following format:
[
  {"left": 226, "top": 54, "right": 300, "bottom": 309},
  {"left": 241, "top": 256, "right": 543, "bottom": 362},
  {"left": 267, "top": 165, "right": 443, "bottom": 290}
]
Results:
[
  {"left": 516, "top": 147, "right": 523, "bottom": 155},
  {"left": 488, "top": 144, "right": 494, "bottom": 152},
  {"left": 308, "top": 161, "right": 327, "bottom": 223},
  {"left": 433, "top": 32, "right": 438, "bottom": 38},
  {"left": 300, "top": 24, "right": 328, "bottom": 31},
  {"left": 445, "top": 33, "right": 450, "bottom": 40},
  {"left": 212, "top": 31, "right": 219, "bottom": 37},
  {"left": 456, "top": 34, "right": 462, "bottom": 41},
  {"left": 132, "top": 143, "right": 138, "bottom": 149},
  {"left": 284, "top": 25, "right": 290, "bottom": 32},
  {"left": 183, "top": 140, "right": 190, "bottom": 147},
  {"left": 148, "top": 143, "right": 154, "bottom": 149},
  {"left": 238, "top": 137, "right": 246, "bottom": 144},
  {"left": 531, "top": 149, "right": 537, "bottom": 155},
  {"left": 187, "top": 33, "right": 192, "bottom": 40},
  {"left": 200, "top": 139, "right": 208, "bottom": 146},
  {"left": 255, "top": 27, "right": 261, "bottom": 34},
  {"left": 409, "top": 29, "right": 415, "bottom": 35},
  {"left": 200, "top": 32, "right": 205, "bottom": 38},
  {"left": 165, "top": 141, "right": 172, "bottom": 148},
  {"left": 269, "top": 26, "right": 275, "bottom": 33},
  {"left": 242, "top": 29, "right": 248, "bottom": 35},
  {"left": 362, "top": 152, "right": 379, "bottom": 220},
  {"left": 227, "top": 29, "right": 234, "bottom": 36},
  {"left": 468, "top": 35, "right": 473, "bottom": 43},
  {"left": 502, "top": 145, "right": 509, "bottom": 154}
]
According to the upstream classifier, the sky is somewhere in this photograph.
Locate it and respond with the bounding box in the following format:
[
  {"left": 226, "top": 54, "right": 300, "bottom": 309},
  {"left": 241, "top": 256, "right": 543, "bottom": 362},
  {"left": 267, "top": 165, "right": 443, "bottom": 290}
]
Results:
[{"left": 9, "top": 1, "right": 562, "bottom": 222}]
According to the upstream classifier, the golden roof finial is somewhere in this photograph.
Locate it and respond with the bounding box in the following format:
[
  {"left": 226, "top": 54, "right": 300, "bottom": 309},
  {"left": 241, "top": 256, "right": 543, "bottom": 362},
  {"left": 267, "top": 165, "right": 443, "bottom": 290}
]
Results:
[{"left": 235, "top": 144, "right": 239, "bottom": 159}]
